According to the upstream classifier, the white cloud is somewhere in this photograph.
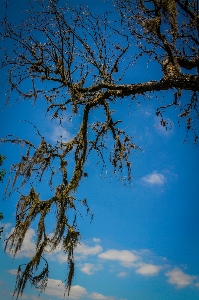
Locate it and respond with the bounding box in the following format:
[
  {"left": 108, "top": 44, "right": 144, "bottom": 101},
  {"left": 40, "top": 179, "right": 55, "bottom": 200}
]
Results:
[
  {"left": 30, "top": 296, "right": 46, "bottom": 300},
  {"left": 165, "top": 268, "right": 197, "bottom": 288},
  {"left": 75, "top": 242, "right": 103, "bottom": 258},
  {"left": 8, "top": 269, "right": 18, "bottom": 275},
  {"left": 16, "top": 293, "right": 28, "bottom": 299},
  {"left": 195, "top": 282, "right": 199, "bottom": 287},
  {"left": 5, "top": 230, "right": 102, "bottom": 265},
  {"left": 0, "top": 222, "right": 12, "bottom": 231},
  {"left": 117, "top": 272, "right": 127, "bottom": 277},
  {"left": 44, "top": 279, "right": 116, "bottom": 300},
  {"left": 19, "top": 294, "right": 28, "bottom": 299},
  {"left": 155, "top": 117, "right": 174, "bottom": 136},
  {"left": 93, "top": 238, "right": 101, "bottom": 243},
  {"left": 6, "top": 286, "right": 28, "bottom": 300},
  {"left": 89, "top": 292, "right": 115, "bottom": 300},
  {"left": 6, "top": 228, "right": 36, "bottom": 258},
  {"left": 136, "top": 264, "right": 161, "bottom": 276},
  {"left": 141, "top": 171, "right": 166, "bottom": 186},
  {"left": 45, "top": 241, "right": 62, "bottom": 255},
  {"left": 80, "top": 263, "right": 102, "bottom": 275},
  {"left": 46, "top": 241, "right": 102, "bottom": 264},
  {"left": 80, "top": 263, "right": 94, "bottom": 275},
  {"left": 50, "top": 124, "right": 72, "bottom": 143},
  {"left": 44, "top": 279, "right": 87, "bottom": 299},
  {"left": 55, "top": 252, "right": 69, "bottom": 263},
  {"left": 66, "top": 285, "right": 88, "bottom": 299},
  {"left": 98, "top": 249, "right": 140, "bottom": 267},
  {"left": 145, "top": 110, "right": 152, "bottom": 116}
]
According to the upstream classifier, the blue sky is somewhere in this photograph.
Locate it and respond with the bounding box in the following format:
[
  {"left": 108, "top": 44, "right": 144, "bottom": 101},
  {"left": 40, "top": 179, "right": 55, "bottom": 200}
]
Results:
[{"left": 0, "top": 0, "right": 199, "bottom": 300}]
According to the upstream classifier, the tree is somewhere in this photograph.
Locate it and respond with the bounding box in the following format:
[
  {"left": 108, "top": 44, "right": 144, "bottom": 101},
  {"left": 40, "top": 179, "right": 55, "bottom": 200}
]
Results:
[
  {"left": 0, "top": 154, "right": 6, "bottom": 182},
  {"left": 0, "top": 154, "right": 6, "bottom": 238},
  {"left": 0, "top": 0, "right": 198, "bottom": 298}
]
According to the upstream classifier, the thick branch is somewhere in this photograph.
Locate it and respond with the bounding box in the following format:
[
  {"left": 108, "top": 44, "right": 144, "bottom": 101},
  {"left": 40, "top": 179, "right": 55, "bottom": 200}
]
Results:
[
  {"left": 78, "top": 75, "right": 199, "bottom": 96},
  {"left": 176, "top": 56, "right": 199, "bottom": 70},
  {"left": 175, "top": 0, "right": 199, "bottom": 29}
]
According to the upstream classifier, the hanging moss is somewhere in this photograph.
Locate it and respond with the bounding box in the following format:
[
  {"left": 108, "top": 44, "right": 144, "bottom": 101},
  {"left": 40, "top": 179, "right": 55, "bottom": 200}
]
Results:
[{"left": 1, "top": 0, "right": 199, "bottom": 299}]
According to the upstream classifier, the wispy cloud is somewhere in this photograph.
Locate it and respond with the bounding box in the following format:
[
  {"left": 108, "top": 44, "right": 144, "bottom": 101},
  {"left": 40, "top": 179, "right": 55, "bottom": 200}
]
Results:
[
  {"left": 88, "top": 292, "right": 115, "bottom": 300},
  {"left": 6, "top": 230, "right": 199, "bottom": 293},
  {"left": 8, "top": 270, "right": 115, "bottom": 300},
  {"left": 117, "top": 272, "right": 127, "bottom": 277},
  {"left": 46, "top": 241, "right": 103, "bottom": 264},
  {"left": 50, "top": 123, "right": 73, "bottom": 144},
  {"left": 5, "top": 226, "right": 102, "bottom": 264},
  {"left": 44, "top": 280, "right": 87, "bottom": 299},
  {"left": 17, "top": 293, "right": 28, "bottom": 299},
  {"left": 44, "top": 279, "right": 115, "bottom": 300},
  {"left": 30, "top": 295, "right": 46, "bottom": 300},
  {"left": 98, "top": 249, "right": 140, "bottom": 267},
  {"left": 8, "top": 269, "right": 18, "bottom": 275},
  {"left": 6, "top": 228, "right": 36, "bottom": 258},
  {"left": 141, "top": 171, "right": 166, "bottom": 186},
  {"left": 154, "top": 117, "right": 174, "bottom": 136},
  {"left": 93, "top": 238, "right": 101, "bottom": 243},
  {"left": 0, "top": 222, "right": 12, "bottom": 231},
  {"left": 165, "top": 268, "right": 198, "bottom": 288},
  {"left": 75, "top": 242, "right": 103, "bottom": 258},
  {"left": 80, "top": 263, "right": 103, "bottom": 275},
  {"left": 195, "top": 282, "right": 199, "bottom": 287},
  {"left": 6, "top": 288, "right": 29, "bottom": 300},
  {"left": 136, "top": 264, "right": 162, "bottom": 276}
]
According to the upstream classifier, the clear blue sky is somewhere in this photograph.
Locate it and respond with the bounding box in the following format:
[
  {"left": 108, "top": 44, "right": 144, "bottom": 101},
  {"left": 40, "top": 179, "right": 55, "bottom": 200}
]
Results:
[{"left": 0, "top": 1, "right": 199, "bottom": 300}]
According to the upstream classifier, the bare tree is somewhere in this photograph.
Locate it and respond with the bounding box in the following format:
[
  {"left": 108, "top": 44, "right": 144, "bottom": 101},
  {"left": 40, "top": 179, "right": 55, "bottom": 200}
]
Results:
[{"left": 0, "top": 0, "right": 198, "bottom": 298}]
